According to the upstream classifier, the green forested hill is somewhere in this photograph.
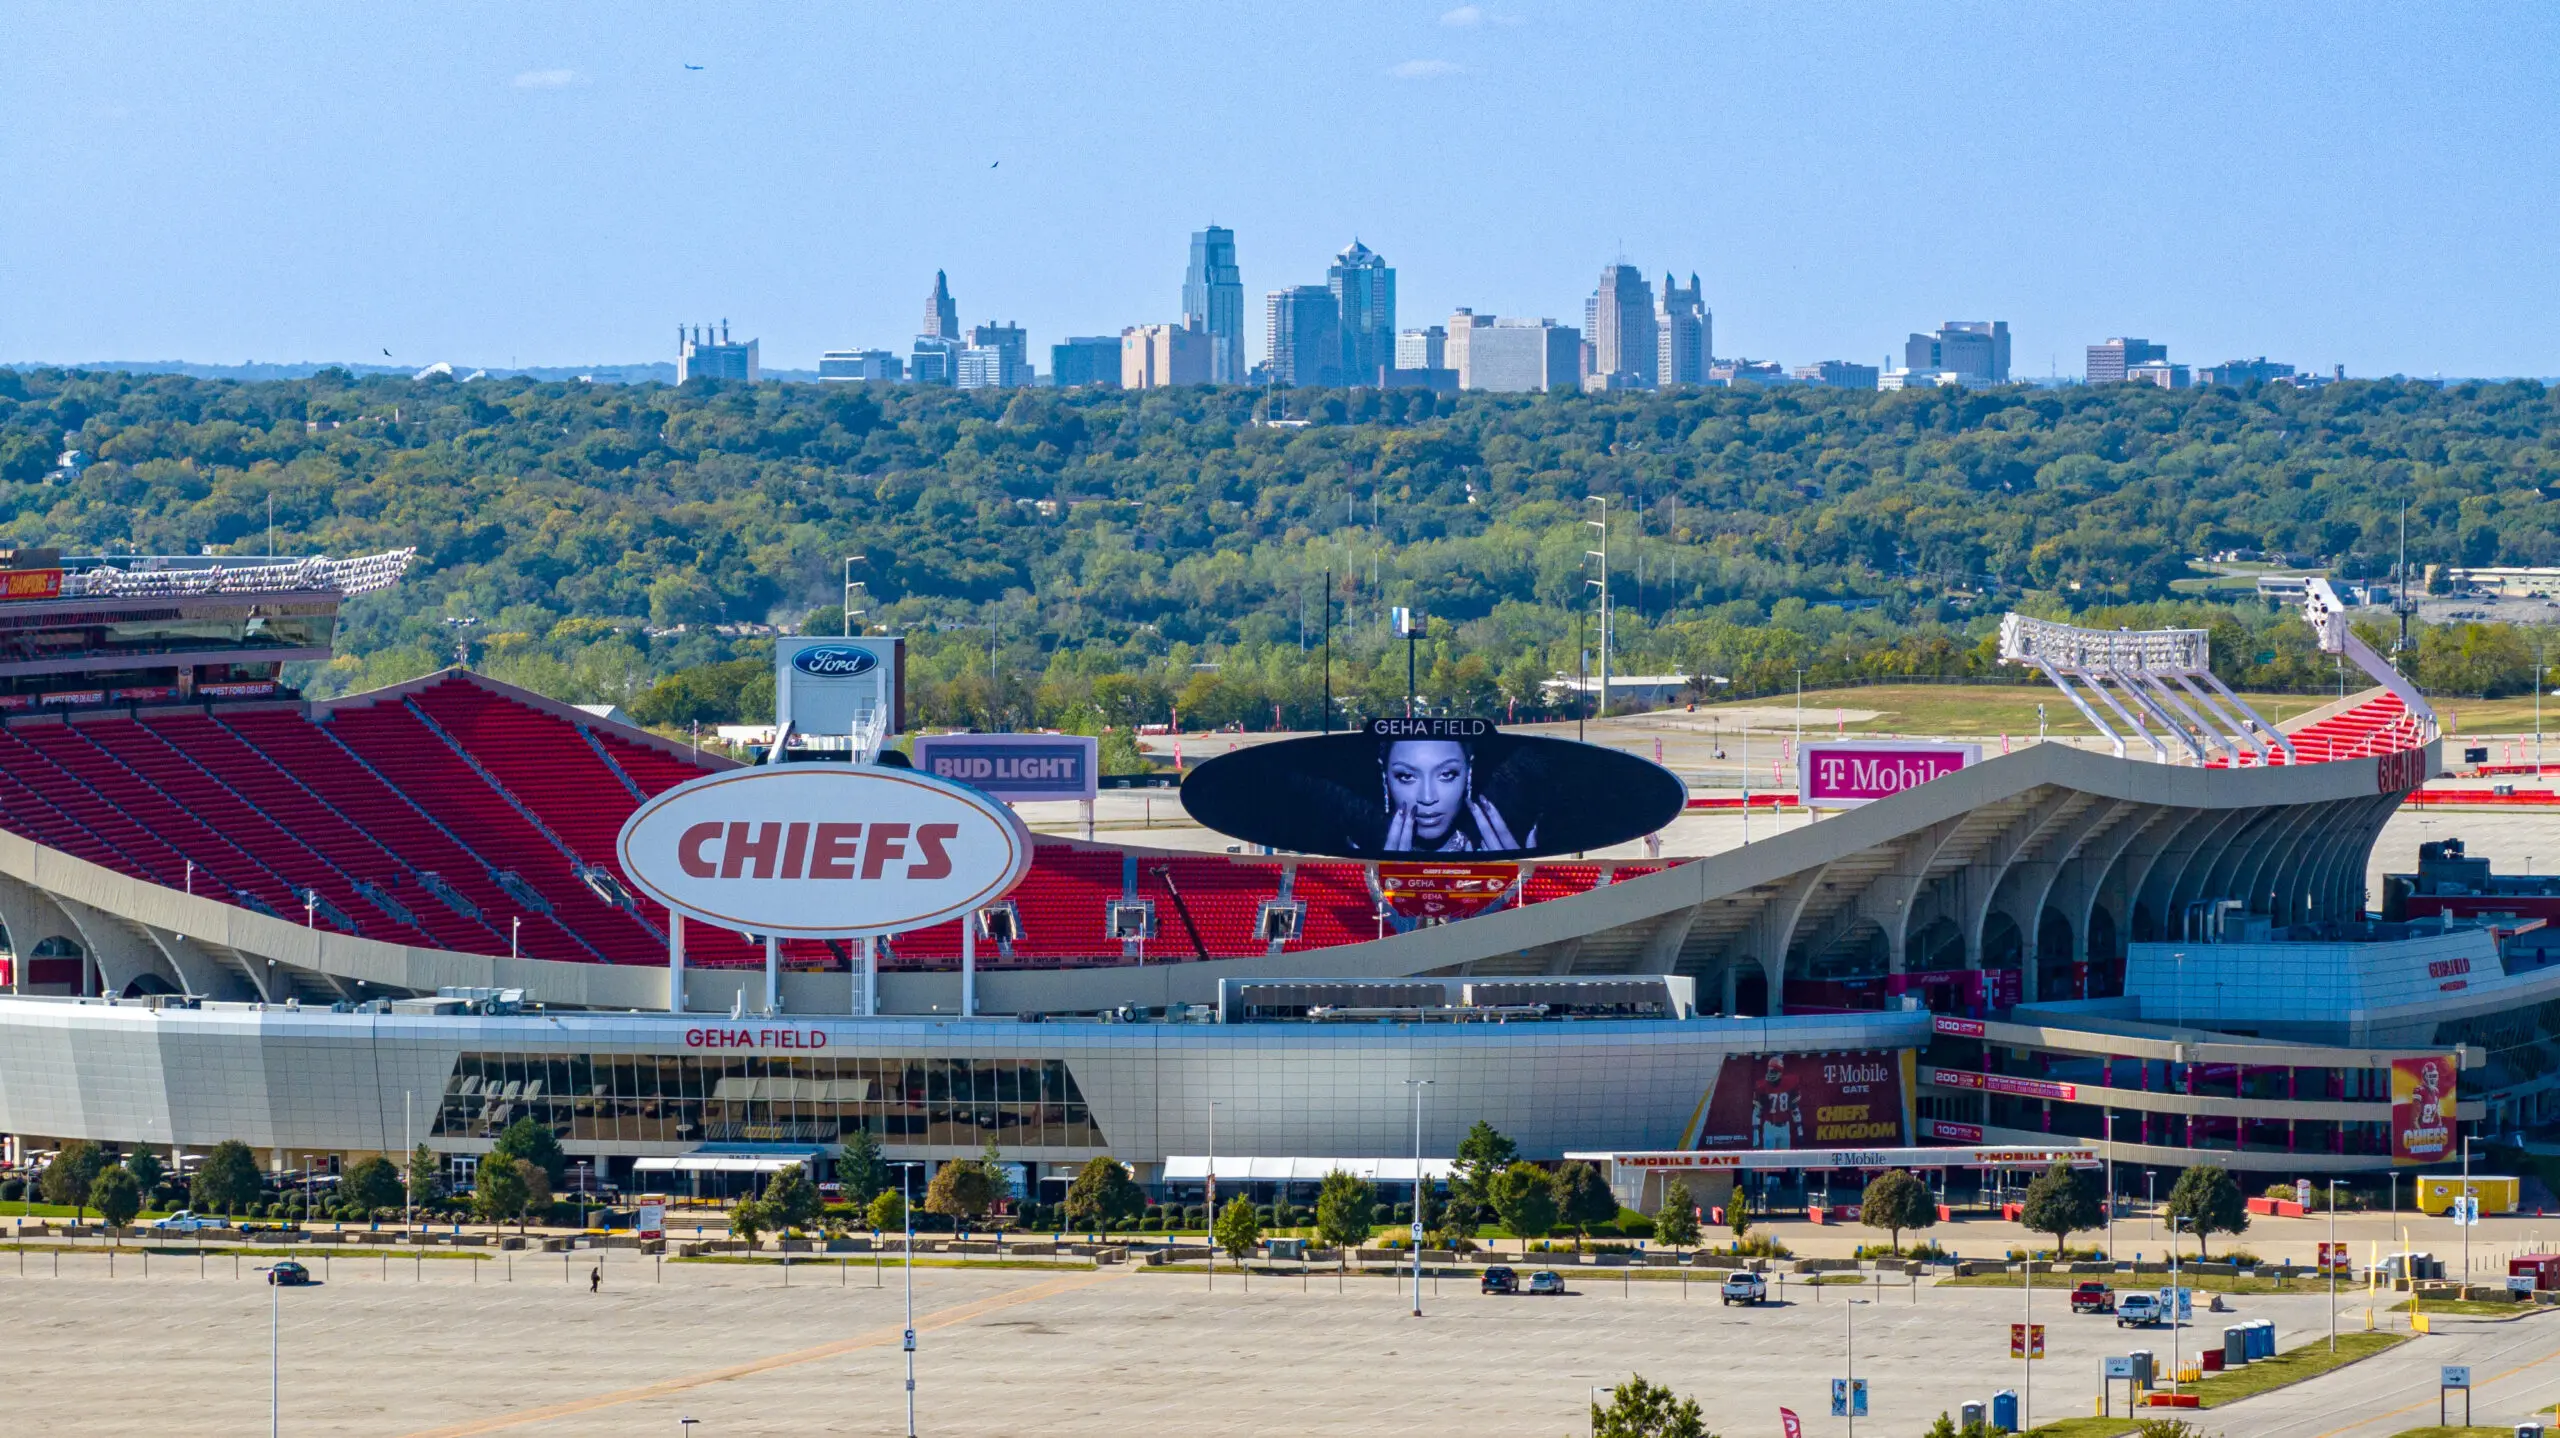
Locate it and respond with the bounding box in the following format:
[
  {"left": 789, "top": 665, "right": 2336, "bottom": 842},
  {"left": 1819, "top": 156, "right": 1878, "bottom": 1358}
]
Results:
[{"left": 2, "top": 367, "right": 2555, "bottom": 730}]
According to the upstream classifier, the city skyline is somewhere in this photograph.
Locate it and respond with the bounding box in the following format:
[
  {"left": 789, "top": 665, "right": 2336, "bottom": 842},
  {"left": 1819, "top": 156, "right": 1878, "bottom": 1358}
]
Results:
[{"left": 5, "top": 5, "right": 2557, "bottom": 377}]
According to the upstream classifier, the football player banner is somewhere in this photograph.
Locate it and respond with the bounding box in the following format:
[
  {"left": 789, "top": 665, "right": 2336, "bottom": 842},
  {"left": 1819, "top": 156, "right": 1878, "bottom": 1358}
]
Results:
[
  {"left": 1694, "top": 1051, "right": 1907, "bottom": 1150},
  {"left": 2391, "top": 1055, "right": 2458, "bottom": 1165}
]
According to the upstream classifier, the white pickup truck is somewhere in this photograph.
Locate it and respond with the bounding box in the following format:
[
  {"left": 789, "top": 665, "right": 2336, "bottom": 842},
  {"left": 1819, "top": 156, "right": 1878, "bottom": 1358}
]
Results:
[
  {"left": 147, "top": 1211, "right": 221, "bottom": 1233},
  {"left": 1721, "top": 1271, "right": 1768, "bottom": 1306}
]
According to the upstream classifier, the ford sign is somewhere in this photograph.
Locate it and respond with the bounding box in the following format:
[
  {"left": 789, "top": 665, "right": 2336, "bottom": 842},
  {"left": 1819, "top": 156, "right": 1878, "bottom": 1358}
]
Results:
[
  {"left": 614, "top": 765, "right": 1032, "bottom": 938},
  {"left": 792, "top": 647, "right": 881, "bottom": 678}
]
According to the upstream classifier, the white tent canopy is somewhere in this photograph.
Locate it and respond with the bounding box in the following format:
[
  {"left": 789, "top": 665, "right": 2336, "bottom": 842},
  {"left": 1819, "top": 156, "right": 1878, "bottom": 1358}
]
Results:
[
  {"left": 631, "top": 1151, "right": 826, "bottom": 1175},
  {"left": 1160, "top": 1156, "right": 1455, "bottom": 1183}
]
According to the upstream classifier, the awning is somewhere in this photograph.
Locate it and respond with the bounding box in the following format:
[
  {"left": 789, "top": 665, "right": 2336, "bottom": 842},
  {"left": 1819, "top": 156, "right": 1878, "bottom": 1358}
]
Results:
[
  {"left": 1160, "top": 1156, "right": 1456, "bottom": 1183},
  {"left": 632, "top": 1151, "right": 825, "bottom": 1175}
]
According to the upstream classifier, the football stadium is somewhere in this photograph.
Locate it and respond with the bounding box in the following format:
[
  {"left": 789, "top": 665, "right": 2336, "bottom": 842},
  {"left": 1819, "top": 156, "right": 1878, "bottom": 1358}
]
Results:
[{"left": 0, "top": 547, "right": 2533, "bottom": 1206}]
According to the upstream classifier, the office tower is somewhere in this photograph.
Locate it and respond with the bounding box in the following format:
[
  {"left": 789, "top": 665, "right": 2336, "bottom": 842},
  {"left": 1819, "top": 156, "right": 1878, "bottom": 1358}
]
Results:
[
  {"left": 818, "top": 350, "right": 903, "bottom": 382},
  {"left": 2125, "top": 359, "right": 2190, "bottom": 389},
  {"left": 1657, "top": 274, "right": 1709, "bottom": 386},
  {"left": 2086, "top": 337, "right": 2168, "bottom": 385},
  {"left": 1464, "top": 319, "right": 1581, "bottom": 393},
  {"left": 1396, "top": 327, "right": 1446, "bottom": 371},
  {"left": 1906, "top": 320, "right": 2011, "bottom": 384},
  {"left": 1120, "top": 324, "right": 1211, "bottom": 388},
  {"left": 676, "top": 323, "right": 759, "bottom": 383},
  {"left": 1791, "top": 360, "right": 1881, "bottom": 389},
  {"left": 1266, "top": 285, "right": 1343, "bottom": 387},
  {"left": 1327, "top": 240, "right": 1395, "bottom": 386},
  {"left": 1050, "top": 337, "right": 1122, "bottom": 388},
  {"left": 921, "top": 271, "right": 961, "bottom": 341},
  {"left": 1183, "top": 226, "right": 1245, "bottom": 384},
  {"left": 957, "top": 322, "right": 1030, "bottom": 389},
  {"left": 2195, "top": 357, "right": 2297, "bottom": 387},
  {"left": 1445, "top": 309, "right": 1494, "bottom": 389},
  {"left": 909, "top": 341, "right": 957, "bottom": 385},
  {"left": 1587, "top": 265, "right": 1658, "bottom": 387}
]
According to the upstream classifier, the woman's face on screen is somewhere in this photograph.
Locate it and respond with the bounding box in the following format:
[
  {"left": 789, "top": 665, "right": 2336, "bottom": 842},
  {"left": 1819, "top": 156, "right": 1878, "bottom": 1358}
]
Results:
[{"left": 1383, "top": 740, "right": 1468, "bottom": 844}]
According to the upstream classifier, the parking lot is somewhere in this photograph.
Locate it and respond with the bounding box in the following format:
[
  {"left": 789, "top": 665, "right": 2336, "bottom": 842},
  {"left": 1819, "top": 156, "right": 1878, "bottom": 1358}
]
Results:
[{"left": 5, "top": 1250, "right": 2368, "bottom": 1437}]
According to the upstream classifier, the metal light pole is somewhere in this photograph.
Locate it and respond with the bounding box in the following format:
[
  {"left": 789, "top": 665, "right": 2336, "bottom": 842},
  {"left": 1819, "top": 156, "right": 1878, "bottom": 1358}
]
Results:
[
  {"left": 2327, "top": 1178, "right": 2340, "bottom": 1353},
  {"left": 2022, "top": 1226, "right": 2034, "bottom": 1434},
  {"left": 842, "top": 555, "right": 865, "bottom": 636},
  {"left": 903, "top": 1163, "right": 917, "bottom": 1438},
  {"left": 2104, "top": 1110, "right": 2115, "bottom": 1261},
  {"left": 2461, "top": 1135, "right": 2474, "bottom": 1292},
  {"left": 1205, "top": 1099, "right": 1218, "bottom": 1291},
  {"left": 1846, "top": 1297, "right": 1869, "bottom": 1438},
  {"left": 1585, "top": 497, "right": 1610, "bottom": 720},
  {"left": 1406, "top": 1078, "right": 1434, "bottom": 1317}
]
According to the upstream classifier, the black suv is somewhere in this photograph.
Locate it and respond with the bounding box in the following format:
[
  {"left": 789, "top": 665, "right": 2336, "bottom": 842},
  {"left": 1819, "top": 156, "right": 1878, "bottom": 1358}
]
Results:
[{"left": 1481, "top": 1265, "right": 1518, "bottom": 1294}]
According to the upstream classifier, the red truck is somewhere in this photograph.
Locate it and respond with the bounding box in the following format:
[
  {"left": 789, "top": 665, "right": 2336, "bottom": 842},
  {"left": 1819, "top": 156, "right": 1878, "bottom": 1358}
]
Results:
[{"left": 2069, "top": 1281, "right": 2115, "bottom": 1314}]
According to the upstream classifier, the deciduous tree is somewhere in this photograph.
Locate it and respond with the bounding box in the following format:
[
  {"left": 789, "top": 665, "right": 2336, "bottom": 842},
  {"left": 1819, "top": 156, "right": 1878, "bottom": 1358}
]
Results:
[
  {"left": 1589, "top": 1375, "right": 1712, "bottom": 1438},
  {"left": 1652, "top": 1178, "right": 1702, "bottom": 1252},
  {"left": 2164, "top": 1164, "right": 2248, "bottom": 1259},
  {"left": 1859, "top": 1169, "right": 1937, "bottom": 1254}
]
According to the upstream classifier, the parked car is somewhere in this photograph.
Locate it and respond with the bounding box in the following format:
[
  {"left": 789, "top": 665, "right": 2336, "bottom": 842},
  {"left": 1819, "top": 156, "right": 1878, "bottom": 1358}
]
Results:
[
  {"left": 2070, "top": 1281, "right": 2115, "bottom": 1314},
  {"left": 1721, "top": 1271, "right": 1769, "bottom": 1306},
  {"left": 266, "top": 1261, "right": 312, "bottom": 1287},
  {"left": 1527, "top": 1270, "right": 1566, "bottom": 1295},
  {"left": 1481, "top": 1265, "right": 1519, "bottom": 1295},
  {"left": 2115, "top": 1293, "right": 2163, "bottom": 1327},
  {"left": 148, "top": 1211, "right": 221, "bottom": 1234}
]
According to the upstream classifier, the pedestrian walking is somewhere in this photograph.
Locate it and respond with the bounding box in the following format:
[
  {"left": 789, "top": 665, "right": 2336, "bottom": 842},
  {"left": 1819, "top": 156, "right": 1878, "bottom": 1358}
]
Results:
[{"left": 589, "top": 1264, "right": 601, "bottom": 1294}]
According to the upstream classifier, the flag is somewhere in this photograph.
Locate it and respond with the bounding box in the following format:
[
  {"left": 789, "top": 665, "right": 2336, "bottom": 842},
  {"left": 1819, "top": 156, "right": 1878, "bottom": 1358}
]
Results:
[{"left": 1781, "top": 1407, "right": 1803, "bottom": 1438}]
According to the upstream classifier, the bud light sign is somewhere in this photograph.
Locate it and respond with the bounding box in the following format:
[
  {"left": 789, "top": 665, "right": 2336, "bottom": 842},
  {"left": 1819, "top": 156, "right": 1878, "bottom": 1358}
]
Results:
[
  {"left": 792, "top": 647, "right": 880, "bottom": 678},
  {"left": 1799, "top": 741, "right": 1978, "bottom": 809},
  {"left": 911, "top": 733, "right": 1099, "bottom": 802}
]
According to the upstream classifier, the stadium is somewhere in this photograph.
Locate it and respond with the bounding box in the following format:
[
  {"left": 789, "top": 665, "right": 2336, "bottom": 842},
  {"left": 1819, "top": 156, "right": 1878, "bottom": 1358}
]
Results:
[{"left": 0, "top": 547, "right": 2532, "bottom": 1208}]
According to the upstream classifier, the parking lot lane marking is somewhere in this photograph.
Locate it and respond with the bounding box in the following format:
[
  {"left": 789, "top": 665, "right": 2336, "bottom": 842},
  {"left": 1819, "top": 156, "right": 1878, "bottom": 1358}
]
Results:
[
  {"left": 2298, "top": 1323, "right": 2560, "bottom": 1438},
  {"left": 396, "top": 1267, "right": 1118, "bottom": 1438}
]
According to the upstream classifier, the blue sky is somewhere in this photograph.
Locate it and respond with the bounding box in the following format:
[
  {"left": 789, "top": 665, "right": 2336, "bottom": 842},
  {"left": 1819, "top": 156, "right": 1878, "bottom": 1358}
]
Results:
[{"left": 6, "top": 3, "right": 2555, "bottom": 376}]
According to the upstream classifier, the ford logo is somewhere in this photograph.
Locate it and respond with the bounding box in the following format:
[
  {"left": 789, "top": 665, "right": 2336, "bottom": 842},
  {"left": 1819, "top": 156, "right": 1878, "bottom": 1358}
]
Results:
[{"left": 792, "top": 647, "right": 879, "bottom": 678}]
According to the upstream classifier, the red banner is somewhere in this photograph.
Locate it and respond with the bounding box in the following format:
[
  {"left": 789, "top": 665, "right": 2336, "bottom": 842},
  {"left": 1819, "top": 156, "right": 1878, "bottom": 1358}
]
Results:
[
  {"left": 1698, "top": 1051, "right": 1905, "bottom": 1150},
  {"left": 1931, "top": 1068, "right": 2078, "bottom": 1102},
  {"left": 2391, "top": 1054, "right": 2457, "bottom": 1165},
  {"left": 1376, "top": 862, "right": 1517, "bottom": 920},
  {"left": 1781, "top": 1409, "right": 1803, "bottom": 1438}
]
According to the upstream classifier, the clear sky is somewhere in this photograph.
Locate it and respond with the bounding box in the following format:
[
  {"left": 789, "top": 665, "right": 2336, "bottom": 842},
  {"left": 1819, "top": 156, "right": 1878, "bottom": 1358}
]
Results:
[{"left": 7, "top": 3, "right": 2556, "bottom": 377}]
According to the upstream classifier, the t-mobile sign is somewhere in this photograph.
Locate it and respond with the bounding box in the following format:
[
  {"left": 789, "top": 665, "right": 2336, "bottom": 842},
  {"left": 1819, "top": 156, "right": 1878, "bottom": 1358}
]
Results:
[{"left": 1799, "top": 741, "right": 1979, "bottom": 809}]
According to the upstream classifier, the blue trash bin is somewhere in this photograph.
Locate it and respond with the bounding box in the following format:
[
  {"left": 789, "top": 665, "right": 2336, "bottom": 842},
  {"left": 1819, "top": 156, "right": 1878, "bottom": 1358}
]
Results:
[{"left": 1991, "top": 1389, "right": 2019, "bottom": 1433}]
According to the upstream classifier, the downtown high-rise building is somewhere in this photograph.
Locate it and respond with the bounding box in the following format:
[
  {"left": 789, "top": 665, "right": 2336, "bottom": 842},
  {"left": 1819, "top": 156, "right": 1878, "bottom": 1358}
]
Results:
[
  {"left": 2086, "top": 337, "right": 2168, "bottom": 384},
  {"left": 1183, "top": 226, "right": 1246, "bottom": 384},
  {"left": 957, "top": 321, "right": 1030, "bottom": 389},
  {"left": 921, "top": 271, "right": 961, "bottom": 341},
  {"left": 1328, "top": 240, "right": 1395, "bottom": 387},
  {"left": 1905, "top": 320, "right": 2011, "bottom": 383},
  {"left": 1586, "top": 265, "right": 1658, "bottom": 387},
  {"left": 1657, "top": 273, "right": 1709, "bottom": 387},
  {"left": 1266, "top": 285, "right": 1343, "bottom": 387}
]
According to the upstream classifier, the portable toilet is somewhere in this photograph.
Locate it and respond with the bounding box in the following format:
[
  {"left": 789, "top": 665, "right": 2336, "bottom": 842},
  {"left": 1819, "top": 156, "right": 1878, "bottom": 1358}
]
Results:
[
  {"left": 1991, "top": 1389, "right": 2019, "bottom": 1433},
  {"left": 1961, "top": 1402, "right": 1986, "bottom": 1432},
  {"left": 2254, "top": 1320, "right": 2278, "bottom": 1360},
  {"left": 2223, "top": 1327, "right": 2248, "bottom": 1366},
  {"left": 2129, "top": 1351, "right": 2154, "bottom": 1388}
]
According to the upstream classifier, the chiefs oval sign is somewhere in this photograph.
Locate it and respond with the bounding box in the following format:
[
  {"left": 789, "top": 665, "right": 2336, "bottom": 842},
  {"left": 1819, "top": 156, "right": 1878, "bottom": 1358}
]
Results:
[{"left": 615, "top": 765, "right": 1033, "bottom": 938}]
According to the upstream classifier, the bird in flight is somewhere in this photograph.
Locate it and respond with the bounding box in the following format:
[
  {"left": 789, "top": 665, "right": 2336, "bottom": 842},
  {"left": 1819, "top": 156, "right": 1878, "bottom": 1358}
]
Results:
[
  {"left": 381, "top": 348, "right": 392, "bottom": 357},
  {"left": 990, "top": 160, "right": 999, "bottom": 168},
  {"left": 684, "top": 63, "right": 703, "bottom": 70}
]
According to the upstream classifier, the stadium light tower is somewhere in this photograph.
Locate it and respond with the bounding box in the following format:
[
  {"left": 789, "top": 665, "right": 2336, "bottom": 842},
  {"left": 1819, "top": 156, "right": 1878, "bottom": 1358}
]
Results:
[
  {"left": 842, "top": 555, "right": 865, "bottom": 636},
  {"left": 1585, "top": 499, "right": 1610, "bottom": 719}
]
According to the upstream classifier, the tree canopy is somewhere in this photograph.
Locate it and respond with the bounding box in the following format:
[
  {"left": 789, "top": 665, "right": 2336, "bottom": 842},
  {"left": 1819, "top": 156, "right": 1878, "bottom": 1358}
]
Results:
[
  {"left": 1063, "top": 1156, "right": 1145, "bottom": 1234},
  {"left": 7, "top": 369, "right": 2556, "bottom": 733},
  {"left": 2021, "top": 1160, "right": 2106, "bottom": 1255},
  {"left": 1859, "top": 1169, "right": 1938, "bottom": 1253},
  {"left": 192, "top": 1139, "right": 262, "bottom": 1215},
  {"left": 2164, "top": 1164, "right": 2249, "bottom": 1258}
]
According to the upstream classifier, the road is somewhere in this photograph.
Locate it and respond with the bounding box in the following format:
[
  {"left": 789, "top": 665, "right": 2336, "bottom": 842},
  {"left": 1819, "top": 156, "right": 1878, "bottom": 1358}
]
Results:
[{"left": 2211, "top": 1311, "right": 2560, "bottom": 1438}]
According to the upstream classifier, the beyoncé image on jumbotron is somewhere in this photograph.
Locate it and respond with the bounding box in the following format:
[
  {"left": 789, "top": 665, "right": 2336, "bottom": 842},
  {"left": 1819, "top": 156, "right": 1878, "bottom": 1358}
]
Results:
[{"left": 1179, "top": 716, "right": 1686, "bottom": 860}]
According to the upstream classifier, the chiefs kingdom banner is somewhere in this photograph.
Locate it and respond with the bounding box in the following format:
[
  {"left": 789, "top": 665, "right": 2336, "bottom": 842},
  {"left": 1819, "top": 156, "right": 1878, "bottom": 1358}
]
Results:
[{"left": 1691, "top": 1050, "right": 1909, "bottom": 1151}]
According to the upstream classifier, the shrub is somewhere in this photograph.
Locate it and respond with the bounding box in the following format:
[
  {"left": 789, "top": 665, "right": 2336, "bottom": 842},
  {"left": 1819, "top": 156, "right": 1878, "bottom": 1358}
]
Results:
[
  {"left": 1730, "top": 1232, "right": 1792, "bottom": 1259},
  {"left": 1618, "top": 1213, "right": 1656, "bottom": 1239},
  {"left": 2221, "top": 1249, "right": 2265, "bottom": 1268},
  {"left": 0, "top": 1177, "right": 22, "bottom": 1202}
]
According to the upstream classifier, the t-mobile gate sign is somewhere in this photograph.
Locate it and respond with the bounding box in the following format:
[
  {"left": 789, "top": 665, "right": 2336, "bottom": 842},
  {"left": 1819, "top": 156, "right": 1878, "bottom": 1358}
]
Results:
[
  {"left": 615, "top": 765, "right": 1032, "bottom": 938},
  {"left": 1799, "top": 741, "right": 1980, "bottom": 809}
]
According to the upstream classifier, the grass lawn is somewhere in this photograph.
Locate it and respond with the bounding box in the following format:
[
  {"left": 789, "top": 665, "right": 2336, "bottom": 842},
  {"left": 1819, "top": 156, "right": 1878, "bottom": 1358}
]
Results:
[
  {"left": 1940, "top": 1270, "right": 2339, "bottom": 1296},
  {"left": 2187, "top": 1330, "right": 2408, "bottom": 1406},
  {"left": 2023, "top": 1332, "right": 2408, "bottom": 1438},
  {"left": 2390, "top": 1298, "right": 2548, "bottom": 1317},
  {"left": 1697, "top": 684, "right": 2342, "bottom": 740}
]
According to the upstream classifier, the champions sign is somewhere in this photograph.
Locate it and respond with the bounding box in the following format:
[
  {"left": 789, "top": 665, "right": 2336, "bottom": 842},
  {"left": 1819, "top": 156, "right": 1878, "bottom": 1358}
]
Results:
[
  {"left": 1799, "top": 741, "right": 1979, "bottom": 809},
  {"left": 2391, "top": 1054, "right": 2459, "bottom": 1165},
  {"left": 615, "top": 765, "right": 1032, "bottom": 938}
]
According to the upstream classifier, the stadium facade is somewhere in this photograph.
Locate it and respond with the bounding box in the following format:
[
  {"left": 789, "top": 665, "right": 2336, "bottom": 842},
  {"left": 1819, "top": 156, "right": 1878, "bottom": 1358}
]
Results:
[{"left": 0, "top": 555, "right": 2532, "bottom": 1198}]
